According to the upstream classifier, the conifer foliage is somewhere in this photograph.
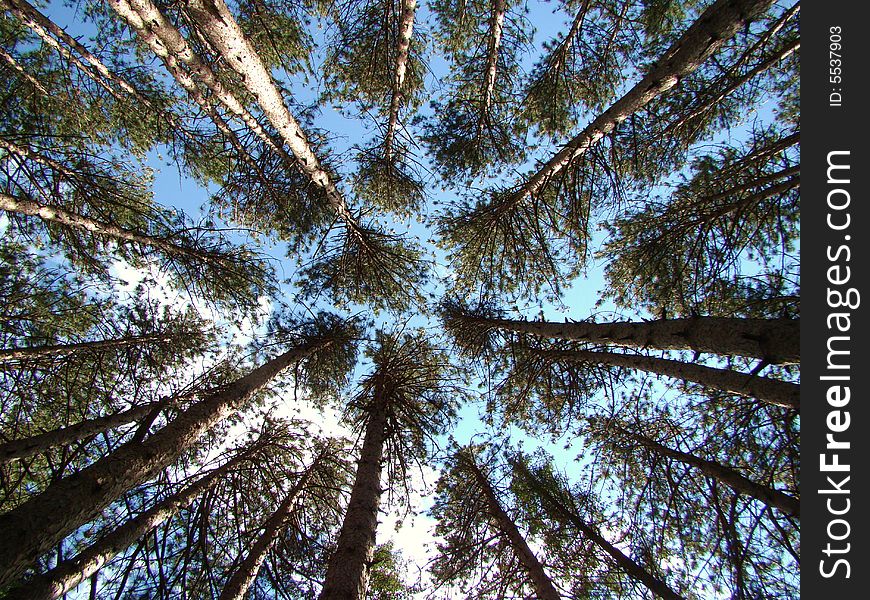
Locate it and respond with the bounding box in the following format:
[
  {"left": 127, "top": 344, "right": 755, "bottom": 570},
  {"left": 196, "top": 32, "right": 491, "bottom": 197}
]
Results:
[{"left": 1, "top": 0, "right": 798, "bottom": 597}]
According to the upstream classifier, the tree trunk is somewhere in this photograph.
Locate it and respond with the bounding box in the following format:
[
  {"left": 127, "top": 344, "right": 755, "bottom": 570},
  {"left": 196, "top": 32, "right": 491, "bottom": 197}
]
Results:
[
  {"left": 510, "top": 0, "right": 776, "bottom": 201},
  {"left": 4, "top": 453, "right": 249, "bottom": 600},
  {"left": 0, "top": 45, "right": 48, "bottom": 95},
  {"left": 539, "top": 348, "right": 799, "bottom": 409},
  {"left": 462, "top": 312, "right": 799, "bottom": 363},
  {"left": 318, "top": 395, "right": 388, "bottom": 600},
  {"left": 0, "top": 399, "right": 170, "bottom": 464},
  {"left": 618, "top": 427, "right": 799, "bottom": 517},
  {"left": 0, "top": 332, "right": 169, "bottom": 365},
  {"left": 475, "top": 0, "right": 507, "bottom": 138},
  {"left": 183, "top": 0, "right": 355, "bottom": 224},
  {"left": 461, "top": 452, "right": 562, "bottom": 600},
  {"left": 513, "top": 459, "right": 685, "bottom": 600},
  {"left": 219, "top": 457, "right": 320, "bottom": 600},
  {"left": 383, "top": 0, "right": 417, "bottom": 162},
  {"left": 0, "top": 337, "right": 331, "bottom": 588},
  {"left": 0, "top": 192, "right": 236, "bottom": 270}
]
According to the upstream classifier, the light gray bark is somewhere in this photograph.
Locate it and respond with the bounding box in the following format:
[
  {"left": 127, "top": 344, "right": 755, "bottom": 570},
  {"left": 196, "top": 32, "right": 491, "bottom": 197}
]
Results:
[
  {"left": 475, "top": 0, "right": 507, "bottom": 138},
  {"left": 383, "top": 0, "right": 417, "bottom": 162},
  {"left": 509, "top": 0, "right": 777, "bottom": 201},
  {"left": 318, "top": 396, "right": 388, "bottom": 600},
  {"left": 540, "top": 348, "right": 799, "bottom": 409},
  {"left": 0, "top": 337, "right": 331, "bottom": 588}
]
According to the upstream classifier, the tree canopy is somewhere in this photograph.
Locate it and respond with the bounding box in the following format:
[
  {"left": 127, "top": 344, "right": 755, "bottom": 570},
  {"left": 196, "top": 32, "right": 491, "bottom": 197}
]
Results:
[{"left": 0, "top": 0, "right": 799, "bottom": 597}]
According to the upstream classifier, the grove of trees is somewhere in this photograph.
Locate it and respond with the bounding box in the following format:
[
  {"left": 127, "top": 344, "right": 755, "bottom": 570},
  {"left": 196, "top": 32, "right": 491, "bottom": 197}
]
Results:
[{"left": 0, "top": 0, "right": 799, "bottom": 598}]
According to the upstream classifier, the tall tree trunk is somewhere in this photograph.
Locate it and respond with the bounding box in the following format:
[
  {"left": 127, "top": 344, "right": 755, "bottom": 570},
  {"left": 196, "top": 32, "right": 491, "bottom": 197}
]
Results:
[
  {"left": 383, "top": 0, "right": 417, "bottom": 162},
  {"left": 0, "top": 192, "right": 236, "bottom": 270},
  {"left": 538, "top": 348, "right": 799, "bottom": 409},
  {"left": 220, "top": 455, "right": 322, "bottom": 600},
  {"left": 461, "top": 452, "right": 562, "bottom": 600},
  {"left": 0, "top": 45, "right": 48, "bottom": 95},
  {"left": 183, "top": 0, "right": 355, "bottom": 224},
  {"left": 459, "top": 311, "right": 799, "bottom": 363},
  {"left": 4, "top": 453, "right": 250, "bottom": 600},
  {"left": 318, "top": 395, "right": 388, "bottom": 600},
  {"left": 0, "top": 337, "right": 332, "bottom": 588},
  {"left": 475, "top": 0, "right": 507, "bottom": 139},
  {"left": 513, "top": 459, "right": 685, "bottom": 600},
  {"left": 0, "top": 399, "right": 171, "bottom": 464},
  {"left": 509, "top": 0, "right": 776, "bottom": 202},
  {"left": 0, "top": 332, "right": 170, "bottom": 365},
  {"left": 617, "top": 427, "right": 800, "bottom": 517}
]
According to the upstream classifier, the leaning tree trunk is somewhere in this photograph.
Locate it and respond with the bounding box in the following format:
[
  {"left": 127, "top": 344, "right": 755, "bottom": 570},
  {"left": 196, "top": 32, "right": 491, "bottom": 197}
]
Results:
[
  {"left": 539, "top": 348, "right": 799, "bottom": 409},
  {"left": 220, "top": 456, "right": 321, "bottom": 600},
  {"left": 509, "top": 0, "right": 776, "bottom": 202},
  {"left": 2, "top": 452, "right": 252, "bottom": 600},
  {"left": 183, "top": 0, "right": 355, "bottom": 224},
  {"left": 0, "top": 398, "right": 172, "bottom": 464},
  {"left": 0, "top": 337, "right": 331, "bottom": 588},
  {"left": 513, "top": 459, "right": 685, "bottom": 600},
  {"left": 474, "top": 0, "right": 507, "bottom": 138},
  {"left": 617, "top": 427, "right": 800, "bottom": 517},
  {"left": 318, "top": 395, "right": 389, "bottom": 600},
  {"left": 461, "top": 452, "right": 562, "bottom": 600},
  {"left": 383, "top": 0, "right": 417, "bottom": 162},
  {"left": 458, "top": 311, "right": 799, "bottom": 363},
  {"left": 0, "top": 331, "right": 170, "bottom": 365},
  {"left": 0, "top": 192, "right": 237, "bottom": 271}
]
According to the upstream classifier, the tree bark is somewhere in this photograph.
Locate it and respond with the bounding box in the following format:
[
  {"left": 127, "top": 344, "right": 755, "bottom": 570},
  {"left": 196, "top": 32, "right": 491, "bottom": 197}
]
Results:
[
  {"left": 510, "top": 0, "right": 776, "bottom": 202},
  {"left": 318, "top": 395, "right": 388, "bottom": 600},
  {"left": 383, "top": 0, "right": 417, "bottom": 162},
  {"left": 617, "top": 427, "right": 799, "bottom": 517},
  {"left": 4, "top": 453, "right": 249, "bottom": 600},
  {"left": 513, "top": 459, "right": 685, "bottom": 600},
  {"left": 0, "top": 332, "right": 169, "bottom": 365},
  {"left": 461, "top": 452, "right": 562, "bottom": 600},
  {"left": 538, "top": 348, "right": 798, "bottom": 409},
  {"left": 475, "top": 0, "right": 507, "bottom": 138},
  {"left": 183, "top": 0, "right": 355, "bottom": 224},
  {"left": 0, "top": 45, "right": 48, "bottom": 96},
  {"left": 0, "top": 337, "right": 331, "bottom": 588},
  {"left": 219, "top": 456, "right": 321, "bottom": 600},
  {"left": 0, "top": 399, "right": 170, "bottom": 464},
  {"left": 0, "top": 192, "right": 236, "bottom": 270},
  {"left": 461, "top": 312, "right": 799, "bottom": 363}
]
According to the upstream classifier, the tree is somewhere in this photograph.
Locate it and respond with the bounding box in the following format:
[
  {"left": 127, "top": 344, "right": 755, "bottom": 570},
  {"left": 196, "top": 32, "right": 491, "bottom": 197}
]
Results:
[
  {"left": 319, "top": 331, "right": 461, "bottom": 599},
  {"left": 0, "top": 314, "right": 357, "bottom": 588},
  {"left": 429, "top": 443, "right": 562, "bottom": 599}
]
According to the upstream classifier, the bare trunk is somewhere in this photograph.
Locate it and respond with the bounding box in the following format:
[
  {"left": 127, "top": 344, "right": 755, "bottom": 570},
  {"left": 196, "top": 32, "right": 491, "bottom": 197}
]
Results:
[
  {"left": 383, "top": 0, "right": 417, "bottom": 162},
  {"left": 0, "top": 399, "right": 170, "bottom": 464},
  {"left": 318, "top": 396, "right": 388, "bottom": 600},
  {"left": 5, "top": 454, "right": 248, "bottom": 600},
  {"left": 511, "top": 0, "right": 776, "bottom": 201},
  {"left": 0, "top": 332, "right": 169, "bottom": 365},
  {"left": 462, "top": 453, "right": 562, "bottom": 600},
  {"left": 463, "top": 312, "right": 799, "bottom": 363},
  {"left": 219, "top": 457, "right": 320, "bottom": 600},
  {"left": 618, "top": 428, "right": 799, "bottom": 517},
  {"left": 0, "top": 192, "right": 235, "bottom": 270},
  {"left": 183, "top": 0, "right": 354, "bottom": 223},
  {"left": 0, "top": 45, "right": 48, "bottom": 95},
  {"left": 0, "top": 337, "right": 331, "bottom": 588},
  {"left": 513, "top": 459, "right": 685, "bottom": 600},
  {"left": 539, "top": 348, "right": 799, "bottom": 409},
  {"left": 475, "top": 0, "right": 507, "bottom": 138}
]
